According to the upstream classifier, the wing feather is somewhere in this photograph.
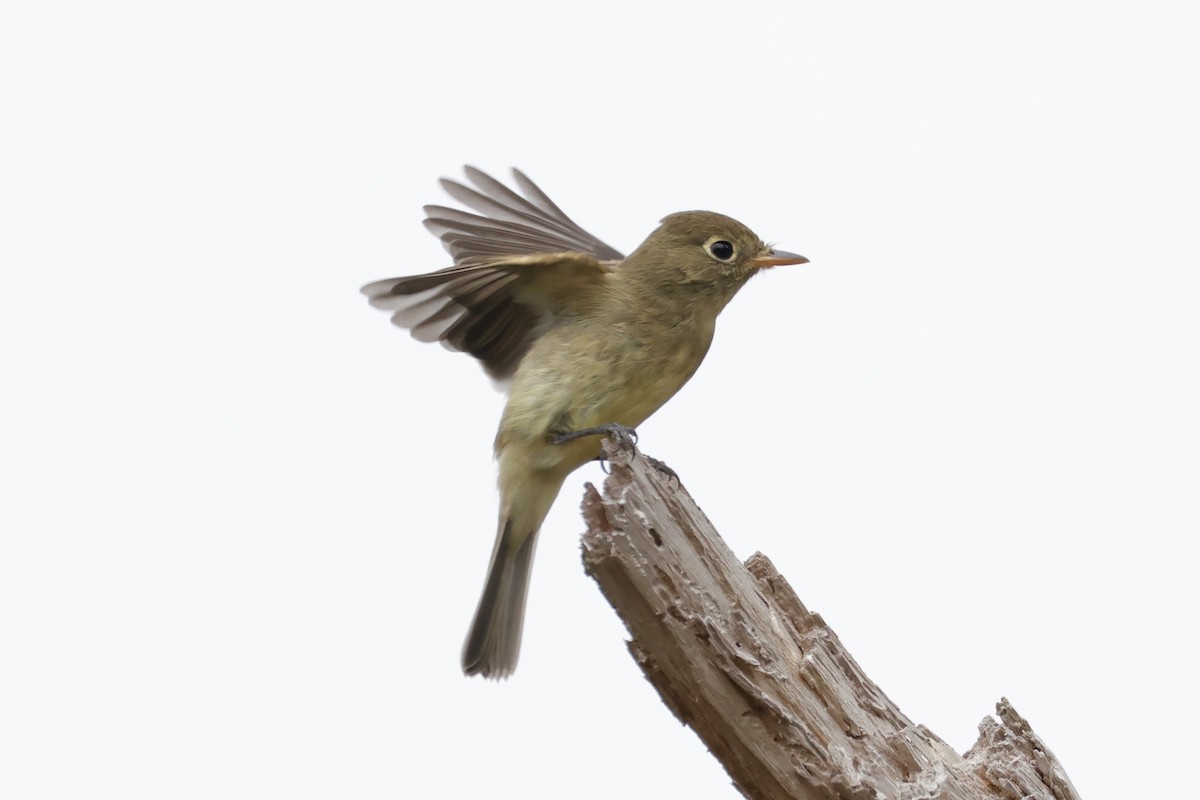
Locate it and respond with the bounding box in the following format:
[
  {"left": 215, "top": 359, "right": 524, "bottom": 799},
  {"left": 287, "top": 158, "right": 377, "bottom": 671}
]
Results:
[
  {"left": 362, "top": 168, "right": 620, "bottom": 382},
  {"left": 429, "top": 167, "right": 623, "bottom": 264}
]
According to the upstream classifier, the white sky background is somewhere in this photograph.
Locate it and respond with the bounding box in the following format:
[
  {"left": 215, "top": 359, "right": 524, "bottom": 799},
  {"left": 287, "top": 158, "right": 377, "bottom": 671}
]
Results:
[{"left": 2, "top": 1, "right": 1197, "bottom": 797}]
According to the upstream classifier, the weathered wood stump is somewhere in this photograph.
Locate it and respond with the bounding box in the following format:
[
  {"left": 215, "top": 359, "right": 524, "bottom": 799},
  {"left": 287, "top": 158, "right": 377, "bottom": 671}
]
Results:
[{"left": 580, "top": 439, "right": 1080, "bottom": 800}]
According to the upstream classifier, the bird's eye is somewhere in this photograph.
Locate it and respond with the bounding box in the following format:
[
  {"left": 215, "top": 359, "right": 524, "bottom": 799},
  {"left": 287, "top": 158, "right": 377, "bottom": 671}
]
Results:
[{"left": 708, "top": 240, "right": 735, "bottom": 261}]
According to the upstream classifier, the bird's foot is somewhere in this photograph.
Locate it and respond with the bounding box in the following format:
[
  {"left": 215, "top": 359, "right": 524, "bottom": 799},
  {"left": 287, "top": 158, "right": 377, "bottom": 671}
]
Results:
[
  {"left": 550, "top": 423, "right": 639, "bottom": 450},
  {"left": 552, "top": 425, "right": 676, "bottom": 482},
  {"left": 551, "top": 424, "right": 639, "bottom": 475}
]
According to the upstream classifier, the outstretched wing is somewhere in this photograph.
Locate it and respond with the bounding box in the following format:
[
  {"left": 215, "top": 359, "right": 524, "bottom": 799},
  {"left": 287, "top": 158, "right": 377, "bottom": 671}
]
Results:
[
  {"left": 425, "top": 166, "right": 624, "bottom": 264},
  {"left": 363, "top": 168, "right": 622, "bottom": 382}
]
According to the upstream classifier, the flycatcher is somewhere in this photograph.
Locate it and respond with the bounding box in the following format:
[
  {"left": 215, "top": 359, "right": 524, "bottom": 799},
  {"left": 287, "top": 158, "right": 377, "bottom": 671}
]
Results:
[{"left": 363, "top": 167, "right": 808, "bottom": 678}]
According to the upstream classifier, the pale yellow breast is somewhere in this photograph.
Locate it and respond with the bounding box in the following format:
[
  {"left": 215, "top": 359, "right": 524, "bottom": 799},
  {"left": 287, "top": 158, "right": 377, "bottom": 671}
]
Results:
[{"left": 496, "top": 313, "right": 714, "bottom": 471}]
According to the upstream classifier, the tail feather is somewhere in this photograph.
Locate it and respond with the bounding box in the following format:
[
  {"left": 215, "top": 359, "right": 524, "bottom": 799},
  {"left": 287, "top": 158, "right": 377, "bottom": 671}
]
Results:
[{"left": 462, "top": 520, "right": 537, "bottom": 679}]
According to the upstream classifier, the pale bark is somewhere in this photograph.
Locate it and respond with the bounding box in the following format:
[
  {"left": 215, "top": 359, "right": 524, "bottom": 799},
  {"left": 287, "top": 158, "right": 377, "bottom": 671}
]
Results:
[{"left": 580, "top": 440, "right": 1080, "bottom": 800}]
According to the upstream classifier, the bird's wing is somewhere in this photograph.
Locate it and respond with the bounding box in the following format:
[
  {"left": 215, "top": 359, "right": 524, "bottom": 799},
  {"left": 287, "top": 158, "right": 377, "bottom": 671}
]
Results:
[
  {"left": 363, "top": 253, "right": 613, "bottom": 382},
  {"left": 424, "top": 166, "right": 625, "bottom": 264},
  {"left": 364, "top": 167, "right": 621, "bottom": 382}
]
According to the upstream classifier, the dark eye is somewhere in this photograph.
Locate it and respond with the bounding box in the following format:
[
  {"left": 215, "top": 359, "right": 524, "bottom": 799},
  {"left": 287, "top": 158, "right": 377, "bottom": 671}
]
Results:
[{"left": 709, "top": 240, "right": 735, "bottom": 261}]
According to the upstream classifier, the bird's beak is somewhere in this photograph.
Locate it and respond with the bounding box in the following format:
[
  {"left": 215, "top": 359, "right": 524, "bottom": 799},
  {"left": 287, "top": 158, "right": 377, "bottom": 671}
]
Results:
[{"left": 749, "top": 247, "right": 809, "bottom": 269}]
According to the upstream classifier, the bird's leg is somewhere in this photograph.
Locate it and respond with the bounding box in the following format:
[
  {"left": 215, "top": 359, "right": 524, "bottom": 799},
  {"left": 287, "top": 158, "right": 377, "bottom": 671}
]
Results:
[
  {"left": 549, "top": 422, "right": 639, "bottom": 450},
  {"left": 550, "top": 424, "right": 678, "bottom": 483},
  {"left": 550, "top": 424, "right": 639, "bottom": 474}
]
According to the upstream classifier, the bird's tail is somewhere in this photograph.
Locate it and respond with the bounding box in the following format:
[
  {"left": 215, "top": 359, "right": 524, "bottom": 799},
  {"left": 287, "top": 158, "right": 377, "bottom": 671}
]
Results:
[{"left": 461, "top": 519, "right": 538, "bottom": 679}]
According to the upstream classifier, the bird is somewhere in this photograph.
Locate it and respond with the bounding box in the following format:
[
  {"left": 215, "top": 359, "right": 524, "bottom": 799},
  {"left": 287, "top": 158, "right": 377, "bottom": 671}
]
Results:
[{"left": 362, "top": 167, "right": 808, "bottom": 679}]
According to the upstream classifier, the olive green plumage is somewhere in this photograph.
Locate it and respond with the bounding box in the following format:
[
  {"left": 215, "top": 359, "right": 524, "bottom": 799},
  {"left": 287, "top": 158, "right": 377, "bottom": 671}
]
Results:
[{"left": 363, "top": 167, "right": 807, "bottom": 678}]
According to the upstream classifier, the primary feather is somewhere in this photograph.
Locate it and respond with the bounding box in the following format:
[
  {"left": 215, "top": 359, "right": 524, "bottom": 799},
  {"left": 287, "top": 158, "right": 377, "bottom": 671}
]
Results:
[{"left": 361, "top": 168, "right": 621, "bottom": 381}]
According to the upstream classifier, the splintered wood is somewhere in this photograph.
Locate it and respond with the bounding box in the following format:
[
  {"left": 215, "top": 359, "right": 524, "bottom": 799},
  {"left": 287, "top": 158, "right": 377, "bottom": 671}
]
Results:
[{"left": 580, "top": 440, "right": 1080, "bottom": 800}]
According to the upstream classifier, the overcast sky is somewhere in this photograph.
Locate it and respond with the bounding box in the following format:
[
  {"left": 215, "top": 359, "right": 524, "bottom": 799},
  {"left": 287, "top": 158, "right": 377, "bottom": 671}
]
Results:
[{"left": 2, "top": 2, "right": 1197, "bottom": 798}]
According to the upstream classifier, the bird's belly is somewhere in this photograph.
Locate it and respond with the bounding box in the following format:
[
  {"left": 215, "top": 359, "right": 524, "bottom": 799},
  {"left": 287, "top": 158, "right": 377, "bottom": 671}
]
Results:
[
  {"left": 588, "top": 354, "right": 694, "bottom": 427},
  {"left": 580, "top": 327, "right": 710, "bottom": 429},
  {"left": 497, "top": 321, "right": 712, "bottom": 471}
]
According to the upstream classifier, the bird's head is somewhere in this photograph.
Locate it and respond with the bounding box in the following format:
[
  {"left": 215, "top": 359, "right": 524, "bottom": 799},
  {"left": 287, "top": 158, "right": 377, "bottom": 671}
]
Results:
[{"left": 628, "top": 210, "right": 807, "bottom": 302}]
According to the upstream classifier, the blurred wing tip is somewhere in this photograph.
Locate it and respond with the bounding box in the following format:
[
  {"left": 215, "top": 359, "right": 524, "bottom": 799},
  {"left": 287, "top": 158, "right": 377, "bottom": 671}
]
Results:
[
  {"left": 361, "top": 278, "right": 396, "bottom": 299},
  {"left": 438, "top": 175, "right": 467, "bottom": 194},
  {"left": 368, "top": 296, "right": 403, "bottom": 310}
]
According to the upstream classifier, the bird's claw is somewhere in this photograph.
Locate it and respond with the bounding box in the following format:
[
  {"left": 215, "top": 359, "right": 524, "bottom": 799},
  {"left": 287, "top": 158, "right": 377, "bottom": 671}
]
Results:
[
  {"left": 550, "top": 423, "right": 639, "bottom": 473},
  {"left": 551, "top": 423, "right": 639, "bottom": 450},
  {"left": 553, "top": 425, "right": 677, "bottom": 483}
]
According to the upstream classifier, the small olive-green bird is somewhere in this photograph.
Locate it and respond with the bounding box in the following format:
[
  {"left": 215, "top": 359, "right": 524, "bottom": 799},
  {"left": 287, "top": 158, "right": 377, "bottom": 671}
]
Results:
[{"left": 363, "top": 167, "right": 807, "bottom": 679}]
